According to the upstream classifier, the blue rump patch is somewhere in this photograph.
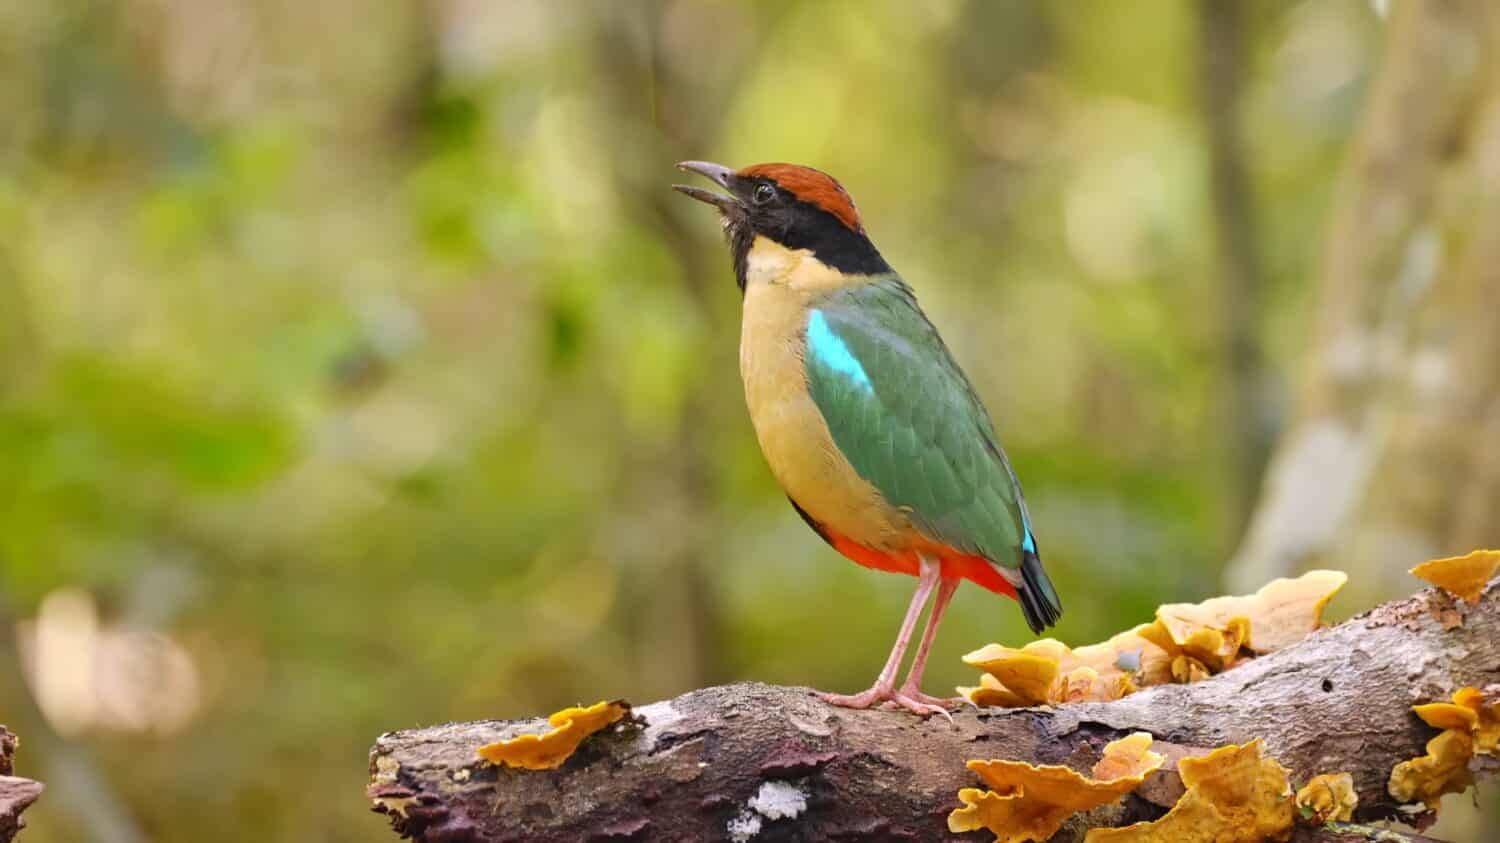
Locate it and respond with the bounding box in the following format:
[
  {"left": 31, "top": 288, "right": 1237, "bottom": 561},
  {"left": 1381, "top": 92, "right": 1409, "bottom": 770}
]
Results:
[{"left": 806, "top": 310, "right": 873, "bottom": 392}]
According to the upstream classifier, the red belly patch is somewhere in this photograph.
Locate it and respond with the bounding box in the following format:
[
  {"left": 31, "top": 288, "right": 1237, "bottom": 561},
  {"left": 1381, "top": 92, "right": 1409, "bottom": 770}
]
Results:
[{"left": 824, "top": 528, "right": 1018, "bottom": 599}]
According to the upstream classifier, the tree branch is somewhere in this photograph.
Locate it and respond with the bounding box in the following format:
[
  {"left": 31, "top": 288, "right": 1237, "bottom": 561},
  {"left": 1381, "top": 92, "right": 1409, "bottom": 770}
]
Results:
[
  {"left": 0, "top": 727, "right": 43, "bottom": 843},
  {"left": 368, "top": 582, "right": 1497, "bottom": 842}
]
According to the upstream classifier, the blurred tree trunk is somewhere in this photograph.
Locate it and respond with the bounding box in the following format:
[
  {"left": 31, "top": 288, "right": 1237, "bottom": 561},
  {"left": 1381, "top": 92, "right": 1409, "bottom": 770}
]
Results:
[
  {"left": 588, "top": 4, "right": 734, "bottom": 696},
  {"left": 1197, "top": 0, "right": 1273, "bottom": 551},
  {"left": 1228, "top": 0, "right": 1500, "bottom": 603}
]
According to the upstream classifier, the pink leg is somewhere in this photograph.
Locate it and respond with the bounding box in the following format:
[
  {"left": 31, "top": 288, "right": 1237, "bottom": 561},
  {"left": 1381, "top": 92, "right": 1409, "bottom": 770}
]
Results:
[
  {"left": 895, "top": 578, "right": 962, "bottom": 711},
  {"left": 817, "top": 557, "right": 951, "bottom": 718}
]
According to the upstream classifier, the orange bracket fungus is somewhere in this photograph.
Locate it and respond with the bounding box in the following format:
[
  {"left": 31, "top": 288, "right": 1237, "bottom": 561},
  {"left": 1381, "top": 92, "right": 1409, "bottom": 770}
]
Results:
[
  {"left": 1409, "top": 549, "right": 1500, "bottom": 603},
  {"left": 1463, "top": 686, "right": 1500, "bottom": 755},
  {"left": 947, "top": 732, "right": 1164, "bottom": 843},
  {"left": 1148, "top": 569, "right": 1346, "bottom": 657},
  {"left": 960, "top": 572, "right": 1346, "bottom": 705},
  {"left": 477, "top": 700, "right": 630, "bottom": 770},
  {"left": 1069, "top": 627, "right": 1170, "bottom": 688},
  {"left": 1294, "top": 772, "right": 1357, "bottom": 824},
  {"left": 1389, "top": 686, "right": 1499, "bottom": 810},
  {"left": 1413, "top": 685, "right": 1500, "bottom": 752},
  {"left": 1138, "top": 616, "right": 1248, "bottom": 678},
  {"left": 1085, "top": 739, "right": 1295, "bottom": 843},
  {"left": 960, "top": 640, "right": 1066, "bottom": 707},
  {"left": 958, "top": 672, "right": 1042, "bottom": 709},
  {"left": 960, "top": 634, "right": 1161, "bottom": 707},
  {"left": 1387, "top": 730, "right": 1473, "bottom": 812}
]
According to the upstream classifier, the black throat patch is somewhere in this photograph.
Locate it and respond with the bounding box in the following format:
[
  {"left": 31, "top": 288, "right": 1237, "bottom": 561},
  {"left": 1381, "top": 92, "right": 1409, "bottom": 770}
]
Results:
[{"left": 725, "top": 200, "right": 890, "bottom": 293}]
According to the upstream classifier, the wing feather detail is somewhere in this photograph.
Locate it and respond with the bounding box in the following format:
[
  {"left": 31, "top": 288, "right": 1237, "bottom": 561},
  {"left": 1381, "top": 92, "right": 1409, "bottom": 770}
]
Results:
[{"left": 803, "top": 277, "right": 1031, "bottom": 570}]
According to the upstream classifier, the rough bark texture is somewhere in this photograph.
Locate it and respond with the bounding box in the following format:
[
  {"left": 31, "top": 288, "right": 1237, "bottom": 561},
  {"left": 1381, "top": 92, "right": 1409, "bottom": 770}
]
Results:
[
  {"left": 1228, "top": 0, "right": 1500, "bottom": 597},
  {"left": 0, "top": 727, "right": 43, "bottom": 843},
  {"left": 369, "top": 581, "right": 1497, "bottom": 842}
]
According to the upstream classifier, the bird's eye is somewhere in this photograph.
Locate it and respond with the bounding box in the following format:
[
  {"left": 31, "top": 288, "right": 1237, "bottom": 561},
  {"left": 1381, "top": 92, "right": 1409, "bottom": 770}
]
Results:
[{"left": 753, "top": 183, "right": 776, "bottom": 205}]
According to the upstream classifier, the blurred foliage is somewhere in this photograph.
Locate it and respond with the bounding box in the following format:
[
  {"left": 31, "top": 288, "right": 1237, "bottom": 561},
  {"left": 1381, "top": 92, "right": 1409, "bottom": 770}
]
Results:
[{"left": 6, "top": 1, "right": 1490, "bottom": 841}]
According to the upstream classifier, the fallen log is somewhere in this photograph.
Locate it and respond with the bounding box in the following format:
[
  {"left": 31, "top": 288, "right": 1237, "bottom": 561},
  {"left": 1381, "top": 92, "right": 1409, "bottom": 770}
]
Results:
[{"left": 368, "top": 580, "right": 1497, "bottom": 842}]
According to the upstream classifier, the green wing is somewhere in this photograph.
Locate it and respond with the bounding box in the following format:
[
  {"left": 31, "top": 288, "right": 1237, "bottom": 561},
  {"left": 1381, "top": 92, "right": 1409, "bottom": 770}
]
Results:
[{"left": 804, "top": 276, "right": 1035, "bottom": 570}]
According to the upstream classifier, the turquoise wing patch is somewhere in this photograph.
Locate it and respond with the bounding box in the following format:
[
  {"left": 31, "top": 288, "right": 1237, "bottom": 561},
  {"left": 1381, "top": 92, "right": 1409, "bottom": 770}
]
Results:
[{"left": 806, "top": 310, "right": 873, "bottom": 393}]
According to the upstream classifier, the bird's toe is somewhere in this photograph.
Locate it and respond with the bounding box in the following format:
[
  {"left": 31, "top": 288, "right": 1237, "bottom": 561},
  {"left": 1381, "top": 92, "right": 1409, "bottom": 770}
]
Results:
[
  {"left": 888, "top": 693, "right": 956, "bottom": 724},
  {"left": 815, "top": 687, "right": 888, "bottom": 709},
  {"left": 897, "top": 689, "right": 964, "bottom": 710}
]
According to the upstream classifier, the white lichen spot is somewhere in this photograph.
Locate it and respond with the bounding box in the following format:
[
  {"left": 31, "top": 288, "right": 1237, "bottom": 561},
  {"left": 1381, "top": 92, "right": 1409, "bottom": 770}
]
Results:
[
  {"left": 748, "top": 780, "right": 808, "bottom": 820},
  {"left": 633, "top": 700, "right": 679, "bottom": 754},
  {"left": 727, "top": 812, "right": 762, "bottom": 842},
  {"left": 726, "top": 780, "right": 810, "bottom": 841},
  {"left": 451, "top": 767, "right": 470, "bottom": 783}
]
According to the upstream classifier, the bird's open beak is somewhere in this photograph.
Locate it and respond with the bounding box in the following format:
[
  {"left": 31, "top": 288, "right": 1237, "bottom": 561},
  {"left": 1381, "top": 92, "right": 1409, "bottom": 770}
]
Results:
[{"left": 672, "top": 160, "right": 740, "bottom": 212}]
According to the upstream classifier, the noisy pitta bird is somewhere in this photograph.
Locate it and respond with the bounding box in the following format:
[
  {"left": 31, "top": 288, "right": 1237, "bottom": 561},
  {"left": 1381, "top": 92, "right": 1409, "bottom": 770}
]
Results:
[{"left": 673, "top": 161, "right": 1061, "bottom": 716}]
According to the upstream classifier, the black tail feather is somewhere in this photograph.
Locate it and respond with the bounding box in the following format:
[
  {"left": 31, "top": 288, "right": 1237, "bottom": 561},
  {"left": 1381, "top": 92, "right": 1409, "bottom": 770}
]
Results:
[{"left": 1017, "top": 549, "right": 1063, "bottom": 634}]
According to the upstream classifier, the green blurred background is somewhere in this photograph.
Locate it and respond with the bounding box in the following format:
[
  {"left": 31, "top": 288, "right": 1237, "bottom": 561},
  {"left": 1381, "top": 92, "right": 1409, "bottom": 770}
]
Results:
[{"left": 1, "top": 1, "right": 1496, "bottom": 840}]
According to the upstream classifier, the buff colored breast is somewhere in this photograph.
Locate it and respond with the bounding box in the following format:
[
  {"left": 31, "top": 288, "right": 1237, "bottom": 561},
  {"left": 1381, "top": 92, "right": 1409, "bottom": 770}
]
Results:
[{"left": 738, "top": 237, "right": 910, "bottom": 553}]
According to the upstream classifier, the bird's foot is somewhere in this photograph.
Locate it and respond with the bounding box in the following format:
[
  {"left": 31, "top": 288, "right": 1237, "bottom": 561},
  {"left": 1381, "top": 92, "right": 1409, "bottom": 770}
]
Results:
[
  {"left": 894, "top": 686, "right": 964, "bottom": 711},
  {"left": 816, "top": 685, "right": 956, "bottom": 722},
  {"left": 882, "top": 689, "right": 957, "bottom": 723}
]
